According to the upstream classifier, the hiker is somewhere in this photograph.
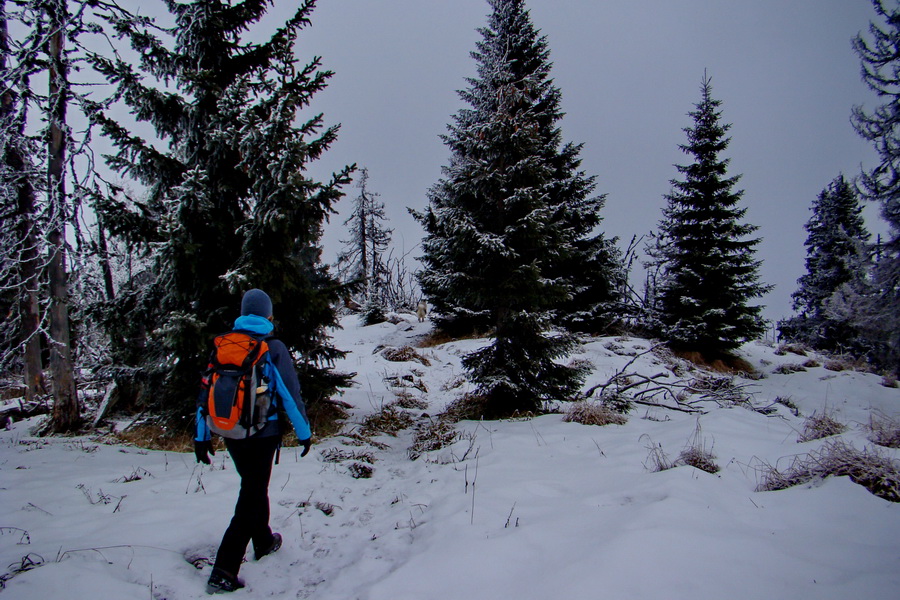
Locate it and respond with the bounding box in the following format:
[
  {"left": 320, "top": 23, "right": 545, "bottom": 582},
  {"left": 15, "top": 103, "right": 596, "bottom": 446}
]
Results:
[{"left": 194, "top": 288, "right": 312, "bottom": 593}]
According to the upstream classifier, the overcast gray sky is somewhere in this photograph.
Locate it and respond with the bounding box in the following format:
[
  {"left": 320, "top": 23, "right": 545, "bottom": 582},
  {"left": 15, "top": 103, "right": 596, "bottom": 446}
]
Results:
[
  {"left": 104, "top": 0, "right": 882, "bottom": 327},
  {"left": 280, "top": 0, "right": 882, "bottom": 328}
]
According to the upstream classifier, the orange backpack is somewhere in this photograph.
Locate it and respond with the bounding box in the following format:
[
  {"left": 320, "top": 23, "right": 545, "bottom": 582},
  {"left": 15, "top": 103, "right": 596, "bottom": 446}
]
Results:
[{"left": 204, "top": 332, "right": 272, "bottom": 439}]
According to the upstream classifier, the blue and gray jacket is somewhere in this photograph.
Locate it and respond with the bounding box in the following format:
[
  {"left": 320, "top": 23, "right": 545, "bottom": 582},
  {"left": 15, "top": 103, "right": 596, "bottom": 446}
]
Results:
[{"left": 195, "top": 314, "right": 312, "bottom": 443}]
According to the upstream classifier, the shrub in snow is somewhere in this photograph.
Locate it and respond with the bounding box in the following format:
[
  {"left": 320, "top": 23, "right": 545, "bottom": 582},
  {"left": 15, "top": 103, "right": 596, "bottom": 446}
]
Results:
[
  {"left": 797, "top": 412, "right": 848, "bottom": 443},
  {"left": 824, "top": 359, "right": 851, "bottom": 372},
  {"left": 596, "top": 390, "right": 632, "bottom": 414},
  {"left": 306, "top": 400, "right": 350, "bottom": 441},
  {"left": 360, "top": 298, "right": 389, "bottom": 326},
  {"left": 641, "top": 436, "right": 675, "bottom": 472},
  {"left": 391, "top": 391, "right": 428, "bottom": 410},
  {"left": 320, "top": 448, "right": 375, "bottom": 464},
  {"left": 867, "top": 412, "right": 900, "bottom": 449},
  {"left": 348, "top": 463, "right": 374, "bottom": 479},
  {"left": 757, "top": 440, "right": 900, "bottom": 503},
  {"left": 440, "top": 375, "right": 467, "bottom": 392},
  {"left": 641, "top": 423, "right": 720, "bottom": 474},
  {"left": 359, "top": 406, "right": 414, "bottom": 437},
  {"left": 823, "top": 355, "right": 874, "bottom": 373},
  {"left": 562, "top": 402, "right": 627, "bottom": 426},
  {"left": 441, "top": 393, "right": 497, "bottom": 422},
  {"left": 678, "top": 421, "right": 720, "bottom": 474},
  {"left": 678, "top": 446, "right": 720, "bottom": 474},
  {"left": 775, "top": 343, "right": 809, "bottom": 356},
  {"left": 408, "top": 419, "right": 459, "bottom": 460},
  {"left": 773, "top": 363, "right": 807, "bottom": 374},
  {"left": 381, "top": 346, "right": 432, "bottom": 366},
  {"left": 774, "top": 396, "right": 801, "bottom": 417}
]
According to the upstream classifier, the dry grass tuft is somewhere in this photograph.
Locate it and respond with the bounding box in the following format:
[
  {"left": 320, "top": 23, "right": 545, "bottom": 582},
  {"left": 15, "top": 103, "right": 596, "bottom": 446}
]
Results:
[
  {"left": 867, "top": 412, "right": 900, "bottom": 449},
  {"left": 320, "top": 447, "right": 375, "bottom": 464},
  {"left": 774, "top": 396, "right": 801, "bottom": 417},
  {"left": 822, "top": 355, "right": 875, "bottom": 374},
  {"left": 359, "top": 405, "right": 415, "bottom": 437},
  {"left": 678, "top": 420, "right": 720, "bottom": 473},
  {"left": 390, "top": 391, "right": 428, "bottom": 410},
  {"left": 408, "top": 418, "right": 459, "bottom": 460},
  {"left": 674, "top": 350, "right": 755, "bottom": 375},
  {"left": 641, "top": 422, "right": 720, "bottom": 474},
  {"left": 775, "top": 343, "right": 809, "bottom": 357},
  {"left": 824, "top": 359, "right": 851, "bottom": 372},
  {"left": 773, "top": 363, "right": 807, "bottom": 374},
  {"left": 641, "top": 435, "right": 675, "bottom": 472},
  {"left": 797, "top": 411, "right": 848, "bottom": 443},
  {"left": 416, "top": 329, "right": 486, "bottom": 348},
  {"left": 382, "top": 346, "right": 432, "bottom": 366},
  {"left": 678, "top": 446, "right": 720, "bottom": 474},
  {"left": 757, "top": 440, "right": 900, "bottom": 502},
  {"left": 441, "top": 393, "right": 493, "bottom": 422},
  {"left": 115, "top": 423, "right": 196, "bottom": 453},
  {"left": 307, "top": 400, "right": 350, "bottom": 440},
  {"left": 348, "top": 463, "right": 374, "bottom": 479},
  {"left": 562, "top": 401, "right": 627, "bottom": 427},
  {"left": 440, "top": 375, "right": 467, "bottom": 392}
]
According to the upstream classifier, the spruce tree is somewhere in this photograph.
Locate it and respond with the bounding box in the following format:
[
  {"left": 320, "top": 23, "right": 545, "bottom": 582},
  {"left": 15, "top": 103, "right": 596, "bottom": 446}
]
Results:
[
  {"left": 87, "top": 0, "right": 353, "bottom": 410},
  {"left": 853, "top": 0, "right": 900, "bottom": 371},
  {"left": 414, "top": 0, "right": 614, "bottom": 415},
  {"left": 655, "top": 75, "right": 770, "bottom": 356},
  {"left": 779, "top": 175, "right": 871, "bottom": 353}
]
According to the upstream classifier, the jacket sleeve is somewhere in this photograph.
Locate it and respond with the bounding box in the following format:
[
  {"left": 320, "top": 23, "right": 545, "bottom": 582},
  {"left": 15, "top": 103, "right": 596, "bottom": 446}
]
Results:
[
  {"left": 267, "top": 339, "right": 312, "bottom": 441},
  {"left": 195, "top": 373, "right": 211, "bottom": 442}
]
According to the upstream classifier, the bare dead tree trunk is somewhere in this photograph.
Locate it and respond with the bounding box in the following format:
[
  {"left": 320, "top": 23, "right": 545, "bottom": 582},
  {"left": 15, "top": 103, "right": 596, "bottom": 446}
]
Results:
[
  {"left": 95, "top": 222, "right": 115, "bottom": 301},
  {"left": 46, "top": 0, "right": 79, "bottom": 432},
  {"left": 1, "top": 0, "right": 45, "bottom": 403}
]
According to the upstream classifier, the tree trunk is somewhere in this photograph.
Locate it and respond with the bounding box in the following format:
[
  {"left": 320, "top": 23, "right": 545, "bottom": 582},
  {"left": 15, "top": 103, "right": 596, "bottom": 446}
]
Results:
[
  {"left": 96, "top": 222, "right": 115, "bottom": 301},
  {"left": 46, "top": 0, "right": 79, "bottom": 432},
  {"left": 1, "top": 0, "right": 45, "bottom": 403}
]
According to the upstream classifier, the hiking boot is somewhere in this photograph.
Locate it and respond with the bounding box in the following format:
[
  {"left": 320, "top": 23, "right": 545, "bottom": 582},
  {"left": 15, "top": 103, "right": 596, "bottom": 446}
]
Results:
[
  {"left": 206, "top": 569, "right": 245, "bottom": 594},
  {"left": 254, "top": 532, "right": 282, "bottom": 560}
]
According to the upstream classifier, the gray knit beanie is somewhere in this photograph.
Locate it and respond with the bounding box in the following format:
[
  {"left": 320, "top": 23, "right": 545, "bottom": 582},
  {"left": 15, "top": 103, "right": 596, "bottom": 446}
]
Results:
[{"left": 240, "top": 288, "right": 273, "bottom": 318}]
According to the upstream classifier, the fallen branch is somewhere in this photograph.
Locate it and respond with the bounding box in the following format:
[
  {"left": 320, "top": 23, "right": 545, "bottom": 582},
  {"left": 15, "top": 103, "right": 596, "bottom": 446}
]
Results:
[{"left": 579, "top": 342, "right": 754, "bottom": 414}]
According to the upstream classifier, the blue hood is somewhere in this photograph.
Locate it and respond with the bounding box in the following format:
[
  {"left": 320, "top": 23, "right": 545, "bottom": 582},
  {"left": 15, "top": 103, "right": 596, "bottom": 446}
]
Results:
[{"left": 233, "top": 314, "right": 274, "bottom": 336}]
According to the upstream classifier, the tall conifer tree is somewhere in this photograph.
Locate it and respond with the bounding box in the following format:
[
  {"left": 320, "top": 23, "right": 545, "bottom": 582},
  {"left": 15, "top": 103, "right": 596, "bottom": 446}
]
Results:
[
  {"left": 87, "top": 0, "right": 353, "bottom": 409},
  {"left": 655, "top": 75, "right": 769, "bottom": 355},
  {"left": 414, "top": 0, "right": 618, "bottom": 414},
  {"left": 853, "top": 0, "right": 900, "bottom": 370},
  {"left": 779, "top": 175, "right": 871, "bottom": 353}
]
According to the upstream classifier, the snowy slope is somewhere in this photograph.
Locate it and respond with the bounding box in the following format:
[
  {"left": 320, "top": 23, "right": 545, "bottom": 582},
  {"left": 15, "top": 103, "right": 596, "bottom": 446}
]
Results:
[{"left": 1, "top": 315, "right": 898, "bottom": 599}]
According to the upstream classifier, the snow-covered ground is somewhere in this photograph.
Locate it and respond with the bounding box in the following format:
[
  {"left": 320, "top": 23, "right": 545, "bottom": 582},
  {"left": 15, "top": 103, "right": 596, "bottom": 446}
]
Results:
[{"left": 1, "top": 315, "right": 898, "bottom": 599}]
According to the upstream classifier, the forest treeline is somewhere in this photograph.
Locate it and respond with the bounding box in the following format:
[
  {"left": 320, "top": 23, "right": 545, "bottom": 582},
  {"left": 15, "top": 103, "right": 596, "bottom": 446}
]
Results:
[{"left": 2, "top": 0, "right": 898, "bottom": 433}]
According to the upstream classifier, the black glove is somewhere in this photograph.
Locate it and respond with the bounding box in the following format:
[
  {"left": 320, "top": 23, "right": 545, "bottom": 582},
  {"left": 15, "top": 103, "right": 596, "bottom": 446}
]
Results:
[
  {"left": 299, "top": 438, "right": 311, "bottom": 458},
  {"left": 194, "top": 440, "right": 215, "bottom": 465}
]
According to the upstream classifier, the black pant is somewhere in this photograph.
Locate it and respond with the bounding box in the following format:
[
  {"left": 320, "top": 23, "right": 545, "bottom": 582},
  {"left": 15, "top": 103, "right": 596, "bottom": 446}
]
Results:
[{"left": 213, "top": 434, "right": 280, "bottom": 576}]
